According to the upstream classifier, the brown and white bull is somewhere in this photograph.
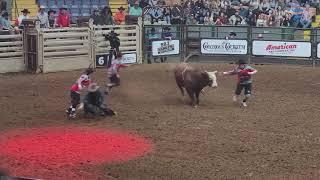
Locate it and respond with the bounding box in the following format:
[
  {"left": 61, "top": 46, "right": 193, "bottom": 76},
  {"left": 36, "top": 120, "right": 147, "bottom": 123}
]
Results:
[{"left": 174, "top": 63, "right": 218, "bottom": 107}]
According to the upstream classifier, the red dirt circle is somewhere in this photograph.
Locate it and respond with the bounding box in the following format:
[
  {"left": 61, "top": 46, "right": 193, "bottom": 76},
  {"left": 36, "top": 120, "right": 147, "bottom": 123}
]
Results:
[{"left": 0, "top": 126, "right": 152, "bottom": 177}]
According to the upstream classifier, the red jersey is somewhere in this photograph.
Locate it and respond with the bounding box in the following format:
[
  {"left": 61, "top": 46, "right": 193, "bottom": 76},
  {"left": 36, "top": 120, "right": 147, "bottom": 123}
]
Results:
[
  {"left": 70, "top": 74, "right": 91, "bottom": 93},
  {"left": 107, "top": 58, "right": 128, "bottom": 77},
  {"left": 57, "top": 13, "right": 70, "bottom": 27}
]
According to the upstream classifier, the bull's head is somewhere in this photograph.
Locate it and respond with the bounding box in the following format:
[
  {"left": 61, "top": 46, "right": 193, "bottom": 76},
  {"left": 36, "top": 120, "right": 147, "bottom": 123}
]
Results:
[{"left": 205, "top": 71, "right": 218, "bottom": 88}]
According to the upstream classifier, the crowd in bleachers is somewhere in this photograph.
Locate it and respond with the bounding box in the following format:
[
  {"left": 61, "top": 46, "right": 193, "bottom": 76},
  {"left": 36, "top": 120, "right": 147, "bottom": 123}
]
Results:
[
  {"left": 140, "top": 0, "right": 319, "bottom": 28},
  {"left": 1, "top": 0, "right": 320, "bottom": 31}
]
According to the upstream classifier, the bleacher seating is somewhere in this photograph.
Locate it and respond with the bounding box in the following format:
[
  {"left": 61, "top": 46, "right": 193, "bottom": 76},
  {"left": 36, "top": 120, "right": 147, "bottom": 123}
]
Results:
[{"left": 12, "top": 0, "right": 129, "bottom": 24}]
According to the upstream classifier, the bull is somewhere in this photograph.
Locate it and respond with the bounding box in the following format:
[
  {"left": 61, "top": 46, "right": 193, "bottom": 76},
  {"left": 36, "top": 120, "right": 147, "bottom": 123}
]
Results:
[{"left": 174, "top": 63, "right": 218, "bottom": 107}]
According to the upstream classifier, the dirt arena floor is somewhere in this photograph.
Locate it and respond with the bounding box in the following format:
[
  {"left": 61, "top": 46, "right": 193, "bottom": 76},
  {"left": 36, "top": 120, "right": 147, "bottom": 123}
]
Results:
[{"left": 1, "top": 63, "right": 320, "bottom": 180}]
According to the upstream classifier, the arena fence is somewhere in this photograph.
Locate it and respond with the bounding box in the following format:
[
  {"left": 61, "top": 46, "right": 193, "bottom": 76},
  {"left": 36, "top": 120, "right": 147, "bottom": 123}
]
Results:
[
  {"left": 0, "top": 19, "right": 143, "bottom": 73},
  {"left": 142, "top": 24, "right": 320, "bottom": 66},
  {"left": 0, "top": 30, "right": 24, "bottom": 73}
]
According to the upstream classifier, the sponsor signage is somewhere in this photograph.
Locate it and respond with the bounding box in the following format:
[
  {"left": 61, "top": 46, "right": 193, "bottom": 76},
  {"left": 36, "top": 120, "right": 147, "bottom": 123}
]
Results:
[
  {"left": 152, "top": 40, "right": 180, "bottom": 56},
  {"left": 201, "top": 39, "right": 248, "bottom": 55},
  {"left": 252, "top": 41, "right": 311, "bottom": 57},
  {"left": 95, "top": 53, "right": 137, "bottom": 67}
]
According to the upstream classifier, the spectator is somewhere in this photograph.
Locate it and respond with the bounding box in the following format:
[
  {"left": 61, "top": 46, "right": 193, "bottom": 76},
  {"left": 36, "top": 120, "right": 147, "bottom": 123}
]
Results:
[
  {"left": 278, "top": 0, "right": 287, "bottom": 10},
  {"left": 204, "top": 11, "right": 214, "bottom": 25},
  {"left": 280, "top": 14, "right": 291, "bottom": 27},
  {"left": 48, "top": 9, "right": 56, "bottom": 28},
  {"left": 128, "top": 0, "right": 136, "bottom": 7},
  {"left": 300, "top": 4, "right": 312, "bottom": 28},
  {"left": 149, "top": 0, "right": 159, "bottom": 6},
  {"left": 195, "top": 9, "right": 205, "bottom": 24},
  {"left": 247, "top": 11, "right": 257, "bottom": 26},
  {"left": 17, "top": 9, "right": 30, "bottom": 28},
  {"left": 229, "top": 11, "right": 243, "bottom": 25},
  {"left": 163, "top": 7, "right": 171, "bottom": 24},
  {"left": 129, "top": 2, "right": 143, "bottom": 17},
  {"left": 101, "top": 6, "right": 113, "bottom": 25},
  {"left": 267, "top": 14, "right": 277, "bottom": 26},
  {"left": 250, "top": 0, "right": 260, "bottom": 14},
  {"left": 259, "top": 0, "right": 271, "bottom": 14},
  {"left": 0, "top": 0, "right": 7, "bottom": 12},
  {"left": 157, "top": 0, "right": 166, "bottom": 6},
  {"left": 240, "top": 0, "right": 250, "bottom": 6},
  {"left": 269, "top": 0, "right": 278, "bottom": 9},
  {"left": 57, "top": 6, "right": 70, "bottom": 28},
  {"left": 114, "top": 6, "right": 126, "bottom": 25},
  {"left": 288, "top": 3, "right": 303, "bottom": 27},
  {"left": 216, "top": 12, "right": 229, "bottom": 25},
  {"left": 171, "top": 4, "right": 182, "bottom": 24},
  {"left": 149, "top": 6, "right": 163, "bottom": 24},
  {"left": 256, "top": 13, "right": 267, "bottom": 26},
  {"left": 220, "top": 0, "right": 231, "bottom": 9},
  {"left": 239, "top": 3, "right": 249, "bottom": 18},
  {"left": 90, "top": 9, "right": 102, "bottom": 25},
  {"left": 0, "top": 11, "right": 13, "bottom": 31},
  {"left": 37, "top": 5, "right": 49, "bottom": 28}
]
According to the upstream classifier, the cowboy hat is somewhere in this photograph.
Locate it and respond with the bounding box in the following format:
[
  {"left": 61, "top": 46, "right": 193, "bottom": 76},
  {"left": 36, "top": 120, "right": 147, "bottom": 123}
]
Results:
[
  {"left": 48, "top": 9, "right": 56, "bottom": 14},
  {"left": 88, "top": 83, "right": 100, "bottom": 92},
  {"left": 39, "top": 5, "right": 46, "bottom": 9},
  {"left": 21, "top": 9, "right": 30, "bottom": 13},
  {"left": 60, "top": 5, "right": 68, "bottom": 10},
  {"left": 229, "top": 31, "right": 236, "bottom": 36},
  {"left": 118, "top": 6, "right": 125, "bottom": 11},
  {"left": 1, "top": 11, "right": 9, "bottom": 17}
]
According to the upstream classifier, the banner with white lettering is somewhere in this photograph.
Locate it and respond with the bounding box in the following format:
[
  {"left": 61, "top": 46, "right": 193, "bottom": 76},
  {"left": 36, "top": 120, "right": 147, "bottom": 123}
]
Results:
[
  {"left": 253, "top": 41, "right": 311, "bottom": 57},
  {"left": 201, "top": 39, "right": 248, "bottom": 55},
  {"left": 152, "top": 40, "right": 180, "bottom": 56}
]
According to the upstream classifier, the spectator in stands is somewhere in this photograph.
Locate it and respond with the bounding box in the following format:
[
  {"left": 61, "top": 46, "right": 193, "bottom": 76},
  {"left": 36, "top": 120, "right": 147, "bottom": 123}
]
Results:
[
  {"left": 90, "top": 9, "right": 102, "bottom": 25},
  {"left": 204, "top": 11, "right": 214, "bottom": 25},
  {"left": 215, "top": 12, "right": 229, "bottom": 25},
  {"left": 149, "top": 0, "right": 159, "bottom": 6},
  {"left": 280, "top": 13, "right": 291, "bottom": 27},
  {"left": 16, "top": 9, "right": 30, "bottom": 29},
  {"left": 229, "top": 11, "right": 243, "bottom": 25},
  {"left": 48, "top": 9, "right": 56, "bottom": 28},
  {"left": 260, "top": 0, "right": 271, "bottom": 14},
  {"left": 128, "top": 0, "right": 136, "bottom": 8},
  {"left": 0, "top": 0, "right": 7, "bottom": 12},
  {"left": 157, "top": 0, "right": 166, "bottom": 6},
  {"left": 239, "top": 3, "right": 249, "bottom": 18},
  {"left": 300, "top": 4, "right": 312, "bottom": 28},
  {"left": 256, "top": 13, "right": 267, "bottom": 26},
  {"left": 163, "top": 7, "right": 171, "bottom": 24},
  {"left": 101, "top": 6, "right": 113, "bottom": 25},
  {"left": 0, "top": 11, "right": 13, "bottom": 31},
  {"left": 37, "top": 5, "right": 49, "bottom": 28},
  {"left": 57, "top": 6, "right": 70, "bottom": 28},
  {"left": 246, "top": 11, "right": 257, "bottom": 26},
  {"left": 114, "top": 6, "right": 126, "bottom": 25},
  {"left": 171, "top": 4, "right": 182, "bottom": 24},
  {"left": 129, "top": 2, "right": 143, "bottom": 17},
  {"left": 195, "top": 8, "right": 205, "bottom": 24},
  {"left": 288, "top": 3, "right": 303, "bottom": 27},
  {"left": 150, "top": 6, "right": 163, "bottom": 24}
]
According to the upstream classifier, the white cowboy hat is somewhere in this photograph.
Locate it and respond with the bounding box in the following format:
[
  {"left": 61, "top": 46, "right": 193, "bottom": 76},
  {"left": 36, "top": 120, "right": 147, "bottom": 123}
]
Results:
[
  {"left": 88, "top": 83, "right": 100, "bottom": 92},
  {"left": 39, "top": 5, "right": 46, "bottom": 9}
]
